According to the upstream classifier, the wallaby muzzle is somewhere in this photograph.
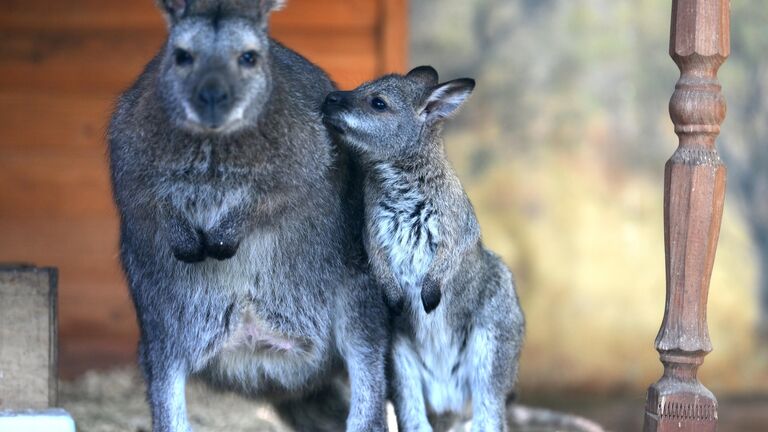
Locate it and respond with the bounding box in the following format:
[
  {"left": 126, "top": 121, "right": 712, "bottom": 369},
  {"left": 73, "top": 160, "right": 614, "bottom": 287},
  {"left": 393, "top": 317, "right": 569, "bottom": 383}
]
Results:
[
  {"left": 192, "top": 73, "right": 235, "bottom": 129},
  {"left": 322, "top": 91, "right": 352, "bottom": 134}
]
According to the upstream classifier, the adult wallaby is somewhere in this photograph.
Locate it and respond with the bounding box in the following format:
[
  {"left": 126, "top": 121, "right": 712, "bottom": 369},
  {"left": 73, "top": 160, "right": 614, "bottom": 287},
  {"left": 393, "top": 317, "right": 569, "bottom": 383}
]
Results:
[
  {"left": 108, "top": 1, "right": 388, "bottom": 431},
  {"left": 321, "top": 66, "right": 525, "bottom": 432}
]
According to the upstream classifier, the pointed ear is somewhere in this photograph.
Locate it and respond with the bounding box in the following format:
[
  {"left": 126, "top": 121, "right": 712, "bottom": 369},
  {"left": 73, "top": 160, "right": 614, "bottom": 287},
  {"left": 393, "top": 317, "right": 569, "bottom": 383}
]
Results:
[
  {"left": 406, "top": 66, "right": 439, "bottom": 87},
  {"left": 156, "top": 0, "right": 188, "bottom": 25},
  {"left": 420, "top": 78, "right": 476, "bottom": 122},
  {"left": 258, "top": 0, "right": 286, "bottom": 21}
]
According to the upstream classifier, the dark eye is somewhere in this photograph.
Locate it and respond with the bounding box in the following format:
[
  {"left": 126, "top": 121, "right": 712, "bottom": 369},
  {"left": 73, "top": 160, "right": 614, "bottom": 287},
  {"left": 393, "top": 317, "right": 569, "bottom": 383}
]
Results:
[
  {"left": 239, "top": 50, "right": 258, "bottom": 67},
  {"left": 371, "top": 97, "right": 387, "bottom": 111},
  {"left": 174, "top": 48, "right": 194, "bottom": 67}
]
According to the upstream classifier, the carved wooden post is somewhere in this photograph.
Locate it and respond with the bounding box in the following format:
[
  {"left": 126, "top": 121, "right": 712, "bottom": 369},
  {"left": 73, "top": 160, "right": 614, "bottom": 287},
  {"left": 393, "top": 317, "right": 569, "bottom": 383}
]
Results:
[{"left": 643, "top": 0, "right": 729, "bottom": 431}]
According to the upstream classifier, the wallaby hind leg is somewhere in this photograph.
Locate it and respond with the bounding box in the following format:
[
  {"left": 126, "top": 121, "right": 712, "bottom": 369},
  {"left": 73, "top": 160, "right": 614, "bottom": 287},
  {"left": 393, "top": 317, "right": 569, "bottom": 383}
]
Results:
[
  {"left": 467, "top": 327, "right": 514, "bottom": 432},
  {"left": 139, "top": 342, "right": 192, "bottom": 432},
  {"left": 334, "top": 275, "right": 390, "bottom": 432},
  {"left": 390, "top": 336, "right": 433, "bottom": 432}
]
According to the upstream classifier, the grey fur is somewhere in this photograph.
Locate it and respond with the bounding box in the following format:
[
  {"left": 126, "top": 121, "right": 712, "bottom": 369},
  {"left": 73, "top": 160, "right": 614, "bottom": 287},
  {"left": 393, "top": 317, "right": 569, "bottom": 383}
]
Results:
[
  {"left": 108, "top": 1, "right": 388, "bottom": 431},
  {"left": 322, "top": 66, "right": 525, "bottom": 432}
]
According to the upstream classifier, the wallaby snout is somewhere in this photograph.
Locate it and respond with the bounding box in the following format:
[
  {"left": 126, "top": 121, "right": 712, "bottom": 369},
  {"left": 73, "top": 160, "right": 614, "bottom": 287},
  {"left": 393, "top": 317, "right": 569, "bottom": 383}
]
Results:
[
  {"left": 323, "top": 91, "right": 346, "bottom": 106},
  {"left": 322, "top": 91, "right": 351, "bottom": 134},
  {"left": 322, "top": 91, "right": 351, "bottom": 113},
  {"left": 193, "top": 73, "right": 234, "bottom": 127}
]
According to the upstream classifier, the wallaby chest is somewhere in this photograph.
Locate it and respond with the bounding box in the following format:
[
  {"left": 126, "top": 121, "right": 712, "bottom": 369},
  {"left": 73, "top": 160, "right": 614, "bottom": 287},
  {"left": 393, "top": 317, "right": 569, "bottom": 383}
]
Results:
[
  {"left": 154, "top": 140, "right": 259, "bottom": 229},
  {"left": 368, "top": 163, "right": 439, "bottom": 290}
]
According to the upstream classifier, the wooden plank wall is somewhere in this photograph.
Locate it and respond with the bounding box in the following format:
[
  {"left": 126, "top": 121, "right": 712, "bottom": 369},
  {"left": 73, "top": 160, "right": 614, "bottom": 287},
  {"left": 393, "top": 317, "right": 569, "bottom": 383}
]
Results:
[{"left": 0, "top": 0, "right": 407, "bottom": 376}]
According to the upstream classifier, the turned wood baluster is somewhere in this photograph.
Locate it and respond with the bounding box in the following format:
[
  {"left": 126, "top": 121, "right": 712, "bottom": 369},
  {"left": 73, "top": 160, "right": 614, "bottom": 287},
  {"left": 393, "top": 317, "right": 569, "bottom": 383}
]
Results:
[{"left": 643, "top": 1, "right": 730, "bottom": 431}]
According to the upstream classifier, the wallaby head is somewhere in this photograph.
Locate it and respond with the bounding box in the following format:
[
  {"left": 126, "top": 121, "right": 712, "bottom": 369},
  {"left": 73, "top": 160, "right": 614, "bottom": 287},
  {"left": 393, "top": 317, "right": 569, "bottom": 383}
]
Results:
[
  {"left": 154, "top": 0, "right": 286, "bottom": 133},
  {"left": 322, "top": 65, "right": 475, "bottom": 161}
]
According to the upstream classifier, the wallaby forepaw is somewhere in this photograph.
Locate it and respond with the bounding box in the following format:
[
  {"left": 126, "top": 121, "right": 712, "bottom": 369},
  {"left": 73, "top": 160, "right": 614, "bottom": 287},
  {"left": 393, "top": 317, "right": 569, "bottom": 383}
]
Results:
[
  {"left": 172, "top": 243, "right": 206, "bottom": 263},
  {"left": 421, "top": 278, "right": 442, "bottom": 313},
  {"left": 170, "top": 228, "right": 206, "bottom": 263},
  {"left": 205, "top": 239, "right": 240, "bottom": 260},
  {"left": 384, "top": 291, "right": 405, "bottom": 315},
  {"left": 203, "top": 229, "right": 241, "bottom": 260}
]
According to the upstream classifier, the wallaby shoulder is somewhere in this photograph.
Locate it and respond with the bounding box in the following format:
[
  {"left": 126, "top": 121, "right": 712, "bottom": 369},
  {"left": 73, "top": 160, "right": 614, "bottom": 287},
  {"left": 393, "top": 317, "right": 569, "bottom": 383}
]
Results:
[{"left": 269, "top": 39, "right": 335, "bottom": 104}]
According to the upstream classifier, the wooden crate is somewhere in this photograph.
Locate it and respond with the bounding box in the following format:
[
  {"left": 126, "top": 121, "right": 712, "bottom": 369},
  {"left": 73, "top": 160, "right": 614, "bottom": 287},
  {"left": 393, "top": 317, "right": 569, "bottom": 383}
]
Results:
[{"left": 0, "top": 265, "right": 58, "bottom": 409}]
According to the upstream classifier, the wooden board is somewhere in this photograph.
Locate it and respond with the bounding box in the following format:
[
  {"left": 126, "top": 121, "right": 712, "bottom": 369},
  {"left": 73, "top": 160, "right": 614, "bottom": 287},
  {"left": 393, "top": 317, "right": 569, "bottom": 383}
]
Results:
[
  {"left": 0, "top": 218, "right": 134, "bottom": 342},
  {"left": 0, "top": 154, "right": 114, "bottom": 219},
  {"left": 0, "top": 265, "right": 58, "bottom": 409},
  {"left": 0, "top": 28, "right": 378, "bottom": 94},
  {"left": 0, "top": 93, "right": 113, "bottom": 153},
  {"left": 0, "top": 0, "right": 378, "bottom": 32}
]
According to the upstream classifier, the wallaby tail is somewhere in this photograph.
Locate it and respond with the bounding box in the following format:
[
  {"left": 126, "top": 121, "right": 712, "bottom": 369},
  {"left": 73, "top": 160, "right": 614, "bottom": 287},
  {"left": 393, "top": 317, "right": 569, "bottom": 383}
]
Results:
[
  {"left": 438, "top": 402, "right": 606, "bottom": 432},
  {"left": 507, "top": 404, "right": 606, "bottom": 432}
]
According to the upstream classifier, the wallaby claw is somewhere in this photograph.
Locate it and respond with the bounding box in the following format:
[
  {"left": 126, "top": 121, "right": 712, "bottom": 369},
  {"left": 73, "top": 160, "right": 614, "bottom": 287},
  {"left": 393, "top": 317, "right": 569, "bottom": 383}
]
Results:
[
  {"left": 169, "top": 226, "right": 206, "bottom": 263},
  {"left": 172, "top": 243, "right": 206, "bottom": 263},
  {"left": 204, "top": 237, "right": 240, "bottom": 260},
  {"left": 421, "top": 277, "right": 442, "bottom": 313},
  {"left": 384, "top": 291, "right": 405, "bottom": 315}
]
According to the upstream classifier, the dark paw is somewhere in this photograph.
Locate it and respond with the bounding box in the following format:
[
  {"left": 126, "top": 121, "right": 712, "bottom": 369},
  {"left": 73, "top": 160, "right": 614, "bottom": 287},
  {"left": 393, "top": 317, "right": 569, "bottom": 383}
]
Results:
[
  {"left": 421, "top": 278, "right": 442, "bottom": 313},
  {"left": 172, "top": 243, "right": 206, "bottom": 263},
  {"left": 205, "top": 239, "right": 240, "bottom": 260},
  {"left": 166, "top": 218, "right": 205, "bottom": 263},
  {"left": 203, "top": 229, "right": 240, "bottom": 260},
  {"left": 384, "top": 291, "right": 405, "bottom": 316}
]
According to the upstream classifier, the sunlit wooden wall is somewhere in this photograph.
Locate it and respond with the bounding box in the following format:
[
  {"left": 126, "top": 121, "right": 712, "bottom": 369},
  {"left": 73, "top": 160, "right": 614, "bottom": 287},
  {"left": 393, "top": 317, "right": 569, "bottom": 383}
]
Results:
[{"left": 0, "top": 0, "right": 407, "bottom": 376}]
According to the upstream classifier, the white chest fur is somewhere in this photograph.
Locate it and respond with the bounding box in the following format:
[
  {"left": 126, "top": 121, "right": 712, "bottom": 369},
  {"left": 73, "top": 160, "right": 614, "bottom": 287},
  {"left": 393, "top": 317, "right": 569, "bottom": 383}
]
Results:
[
  {"left": 395, "top": 306, "right": 473, "bottom": 415},
  {"left": 370, "top": 163, "right": 439, "bottom": 290}
]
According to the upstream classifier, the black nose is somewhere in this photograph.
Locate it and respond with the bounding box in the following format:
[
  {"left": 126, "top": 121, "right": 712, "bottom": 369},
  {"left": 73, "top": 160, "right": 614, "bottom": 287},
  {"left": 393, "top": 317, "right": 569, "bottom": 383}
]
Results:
[
  {"left": 322, "top": 91, "right": 349, "bottom": 116},
  {"left": 325, "top": 92, "right": 344, "bottom": 105},
  {"left": 197, "top": 78, "right": 230, "bottom": 107}
]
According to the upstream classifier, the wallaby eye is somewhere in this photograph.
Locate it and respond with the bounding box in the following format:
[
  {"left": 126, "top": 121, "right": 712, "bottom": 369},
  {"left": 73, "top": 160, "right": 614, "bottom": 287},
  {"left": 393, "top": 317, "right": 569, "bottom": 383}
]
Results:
[
  {"left": 238, "top": 51, "right": 258, "bottom": 68},
  {"left": 371, "top": 97, "right": 387, "bottom": 111},
  {"left": 174, "top": 48, "right": 194, "bottom": 67}
]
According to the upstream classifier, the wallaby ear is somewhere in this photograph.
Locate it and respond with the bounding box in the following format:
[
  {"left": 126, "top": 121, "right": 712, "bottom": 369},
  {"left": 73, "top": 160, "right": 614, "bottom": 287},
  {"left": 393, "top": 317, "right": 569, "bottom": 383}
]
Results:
[
  {"left": 258, "top": 0, "right": 286, "bottom": 20},
  {"left": 156, "top": 0, "right": 188, "bottom": 25},
  {"left": 420, "top": 78, "right": 476, "bottom": 122},
  {"left": 406, "top": 66, "right": 439, "bottom": 87}
]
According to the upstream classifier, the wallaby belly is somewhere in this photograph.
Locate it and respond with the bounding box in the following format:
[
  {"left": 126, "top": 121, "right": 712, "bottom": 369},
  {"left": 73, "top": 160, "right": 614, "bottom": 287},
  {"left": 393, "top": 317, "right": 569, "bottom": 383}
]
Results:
[
  {"left": 398, "top": 307, "right": 472, "bottom": 416},
  {"left": 177, "top": 227, "right": 332, "bottom": 394}
]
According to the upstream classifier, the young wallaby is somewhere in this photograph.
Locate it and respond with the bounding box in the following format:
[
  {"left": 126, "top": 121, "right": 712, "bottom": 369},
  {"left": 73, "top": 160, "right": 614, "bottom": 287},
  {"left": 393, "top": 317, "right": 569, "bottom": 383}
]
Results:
[
  {"left": 108, "top": 1, "right": 389, "bottom": 431},
  {"left": 322, "top": 66, "right": 525, "bottom": 431}
]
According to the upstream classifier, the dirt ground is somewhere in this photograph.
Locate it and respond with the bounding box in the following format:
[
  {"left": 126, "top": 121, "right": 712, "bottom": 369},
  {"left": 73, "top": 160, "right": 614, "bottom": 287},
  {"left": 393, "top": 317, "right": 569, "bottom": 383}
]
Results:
[
  {"left": 59, "top": 368, "right": 768, "bottom": 432},
  {"left": 61, "top": 368, "right": 603, "bottom": 432},
  {"left": 61, "top": 369, "right": 288, "bottom": 432}
]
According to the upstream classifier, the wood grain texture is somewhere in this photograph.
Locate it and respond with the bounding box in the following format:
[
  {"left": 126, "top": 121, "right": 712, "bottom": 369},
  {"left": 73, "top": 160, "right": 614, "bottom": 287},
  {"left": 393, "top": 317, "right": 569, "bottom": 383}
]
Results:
[
  {"left": 0, "top": 0, "right": 377, "bottom": 31},
  {"left": 643, "top": 0, "right": 729, "bottom": 430},
  {"left": 379, "top": 0, "right": 408, "bottom": 74},
  {"left": 0, "top": 93, "right": 114, "bottom": 153},
  {"left": 0, "top": 265, "right": 58, "bottom": 409},
  {"left": 0, "top": 0, "right": 408, "bottom": 375},
  {"left": 0, "top": 29, "right": 377, "bottom": 94}
]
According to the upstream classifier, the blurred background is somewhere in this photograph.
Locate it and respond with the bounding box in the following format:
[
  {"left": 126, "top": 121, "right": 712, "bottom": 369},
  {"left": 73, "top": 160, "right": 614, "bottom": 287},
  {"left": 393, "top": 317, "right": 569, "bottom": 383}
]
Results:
[
  {"left": 0, "top": 0, "right": 766, "bottom": 430},
  {"left": 411, "top": 0, "right": 768, "bottom": 428}
]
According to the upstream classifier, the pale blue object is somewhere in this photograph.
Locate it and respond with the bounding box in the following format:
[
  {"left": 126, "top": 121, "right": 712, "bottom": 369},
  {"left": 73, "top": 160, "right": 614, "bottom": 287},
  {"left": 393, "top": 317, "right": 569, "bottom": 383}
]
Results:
[{"left": 0, "top": 409, "right": 75, "bottom": 432}]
